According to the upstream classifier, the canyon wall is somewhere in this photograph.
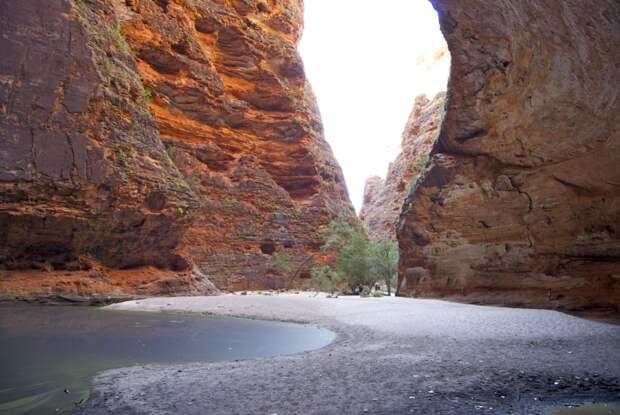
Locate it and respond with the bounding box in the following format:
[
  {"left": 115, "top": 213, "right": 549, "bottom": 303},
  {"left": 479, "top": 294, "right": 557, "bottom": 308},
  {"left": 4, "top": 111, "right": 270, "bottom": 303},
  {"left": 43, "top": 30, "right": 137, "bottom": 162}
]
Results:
[
  {"left": 398, "top": 0, "right": 620, "bottom": 311},
  {"left": 0, "top": 0, "right": 354, "bottom": 299},
  {"left": 360, "top": 93, "right": 444, "bottom": 241}
]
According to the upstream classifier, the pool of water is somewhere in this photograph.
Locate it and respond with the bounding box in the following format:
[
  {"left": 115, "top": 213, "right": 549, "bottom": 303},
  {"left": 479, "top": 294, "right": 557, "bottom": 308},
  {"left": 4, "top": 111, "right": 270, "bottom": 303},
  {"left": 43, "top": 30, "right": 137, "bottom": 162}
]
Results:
[
  {"left": 554, "top": 403, "right": 620, "bottom": 414},
  {"left": 0, "top": 305, "right": 335, "bottom": 415}
]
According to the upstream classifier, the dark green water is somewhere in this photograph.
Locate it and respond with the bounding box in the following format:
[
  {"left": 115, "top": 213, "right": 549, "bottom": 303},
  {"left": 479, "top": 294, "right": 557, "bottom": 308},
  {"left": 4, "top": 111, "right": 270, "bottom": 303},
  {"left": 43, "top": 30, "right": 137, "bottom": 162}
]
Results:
[{"left": 0, "top": 306, "right": 335, "bottom": 415}]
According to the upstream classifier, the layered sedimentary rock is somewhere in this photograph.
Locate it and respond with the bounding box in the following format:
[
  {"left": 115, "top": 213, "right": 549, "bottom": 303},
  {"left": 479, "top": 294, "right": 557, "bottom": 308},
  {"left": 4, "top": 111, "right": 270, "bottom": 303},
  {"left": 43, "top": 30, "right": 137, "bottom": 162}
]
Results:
[
  {"left": 398, "top": 0, "right": 620, "bottom": 311},
  {"left": 359, "top": 176, "right": 383, "bottom": 234},
  {"left": 360, "top": 94, "right": 444, "bottom": 241},
  {"left": 0, "top": 0, "right": 354, "bottom": 298}
]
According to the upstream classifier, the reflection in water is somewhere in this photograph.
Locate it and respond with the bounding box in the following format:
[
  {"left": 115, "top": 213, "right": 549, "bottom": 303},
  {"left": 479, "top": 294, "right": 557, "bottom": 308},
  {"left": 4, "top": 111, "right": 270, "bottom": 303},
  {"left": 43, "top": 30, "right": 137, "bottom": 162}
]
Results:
[{"left": 0, "top": 306, "right": 335, "bottom": 415}]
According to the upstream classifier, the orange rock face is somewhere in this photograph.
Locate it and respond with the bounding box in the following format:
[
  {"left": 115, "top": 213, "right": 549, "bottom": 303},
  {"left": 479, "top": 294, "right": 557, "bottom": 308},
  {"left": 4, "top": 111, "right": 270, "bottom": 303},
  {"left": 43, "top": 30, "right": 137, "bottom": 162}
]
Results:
[
  {"left": 398, "top": 1, "right": 620, "bottom": 311},
  {"left": 4, "top": 0, "right": 617, "bottom": 310},
  {"left": 360, "top": 94, "right": 444, "bottom": 241},
  {"left": 0, "top": 0, "right": 354, "bottom": 299}
]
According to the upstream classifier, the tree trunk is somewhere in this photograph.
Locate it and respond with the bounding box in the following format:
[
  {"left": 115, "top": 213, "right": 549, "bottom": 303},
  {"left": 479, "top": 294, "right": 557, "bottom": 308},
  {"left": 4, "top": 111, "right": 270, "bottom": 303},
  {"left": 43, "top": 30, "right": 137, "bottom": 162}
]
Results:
[{"left": 285, "top": 255, "right": 314, "bottom": 290}]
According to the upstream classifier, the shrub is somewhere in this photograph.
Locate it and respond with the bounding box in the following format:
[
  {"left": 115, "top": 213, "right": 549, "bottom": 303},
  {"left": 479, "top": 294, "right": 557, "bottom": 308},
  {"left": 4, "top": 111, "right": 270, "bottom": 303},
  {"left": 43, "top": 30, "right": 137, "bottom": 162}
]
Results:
[
  {"left": 270, "top": 251, "right": 315, "bottom": 290},
  {"left": 368, "top": 240, "right": 398, "bottom": 296},
  {"left": 414, "top": 153, "right": 429, "bottom": 170},
  {"left": 222, "top": 198, "right": 239, "bottom": 207},
  {"left": 269, "top": 251, "right": 293, "bottom": 273},
  {"left": 142, "top": 88, "right": 153, "bottom": 102},
  {"left": 310, "top": 265, "right": 339, "bottom": 293},
  {"left": 405, "top": 177, "right": 418, "bottom": 195},
  {"left": 165, "top": 144, "right": 176, "bottom": 158},
  {"left": 106, "top": 24, "right": 130, "bottom": 54},
  {"left": 313, "top": 220, "right": 399, "bottom": 295},
  {"left": 320, "top": 220, "right": 373, "bottom": 290}
]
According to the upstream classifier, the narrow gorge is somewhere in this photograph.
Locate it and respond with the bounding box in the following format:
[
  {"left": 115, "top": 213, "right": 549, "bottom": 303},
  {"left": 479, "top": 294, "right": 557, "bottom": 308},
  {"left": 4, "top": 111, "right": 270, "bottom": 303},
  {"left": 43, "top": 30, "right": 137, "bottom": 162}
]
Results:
[
  {"left": 1, "top": 0, "right": 619, "bottom": 314},
  {"left": 360, "top": 92, "right": 445, "bottom": 242},
  {"left": 2, "top": 1, "right": 620, "bottom": 414}
]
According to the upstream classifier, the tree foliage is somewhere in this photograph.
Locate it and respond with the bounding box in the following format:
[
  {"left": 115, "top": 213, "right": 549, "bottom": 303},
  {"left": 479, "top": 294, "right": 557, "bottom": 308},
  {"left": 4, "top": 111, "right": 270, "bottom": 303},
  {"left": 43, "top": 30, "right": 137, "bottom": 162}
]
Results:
[
  {"left": 269, "top": 251, "right": 294, "bottom": 274},
  {"left": 368, "top": 240, "right": 399, "bottom": 295},
  {"left": 269, "top": 251, "right": 314, "bottom": 289},
  {"left": 321, "top": 220, "right": 373, "bottom": 290},
  {"left": 309, "top": 265, "right": 339, "bottom": 293},
  {"left": 313, "top": 220, "right": 398, "bottom": 294}
]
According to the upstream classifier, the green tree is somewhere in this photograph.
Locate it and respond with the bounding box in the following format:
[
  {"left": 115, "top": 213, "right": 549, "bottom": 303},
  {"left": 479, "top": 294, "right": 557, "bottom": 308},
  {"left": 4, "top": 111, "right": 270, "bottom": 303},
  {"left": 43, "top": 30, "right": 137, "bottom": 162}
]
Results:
[
  {"left": 313, "top": 220, "right": 399, "bottom": 295},
  {"left": 268, "top": 251, "right": 315, "bottom": 289},
  {"left": 368, "top": 240, "right": 399, "bottom": 295},
  {"left": 309, "top": 265, "right": 340, "bottom": 294},
  {"left": 269, "top": 251, "right": 293, "bottom": 275},
  {"left": 317, "top": 220, "right": 375, "bottom": 291}
]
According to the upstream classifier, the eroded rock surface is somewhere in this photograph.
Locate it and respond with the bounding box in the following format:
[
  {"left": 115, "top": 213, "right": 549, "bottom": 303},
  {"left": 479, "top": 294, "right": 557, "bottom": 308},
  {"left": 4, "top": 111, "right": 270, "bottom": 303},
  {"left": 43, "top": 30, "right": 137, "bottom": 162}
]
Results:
[
  {"left": 360, "top": 94, "right": 444, "bottom": 241},
  {"left": 0, "top": 0, "right": 354, "bottom": 298},
  {"left": 117, "top": 0, "right": 354, "bottom": 291},
  {"left": 398, "top": 0, "right": 620, "bottom": 311}
]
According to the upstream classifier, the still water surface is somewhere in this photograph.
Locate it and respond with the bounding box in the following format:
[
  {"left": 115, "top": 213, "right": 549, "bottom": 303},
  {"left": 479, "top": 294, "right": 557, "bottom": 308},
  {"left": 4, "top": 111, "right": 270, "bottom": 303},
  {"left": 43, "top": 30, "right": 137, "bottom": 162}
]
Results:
[
  {"left": 0, "top": 305, "right": 335, "bottom": 415},
  {"left": 554, "top": 403, "right": 620, "bottom": 414}
]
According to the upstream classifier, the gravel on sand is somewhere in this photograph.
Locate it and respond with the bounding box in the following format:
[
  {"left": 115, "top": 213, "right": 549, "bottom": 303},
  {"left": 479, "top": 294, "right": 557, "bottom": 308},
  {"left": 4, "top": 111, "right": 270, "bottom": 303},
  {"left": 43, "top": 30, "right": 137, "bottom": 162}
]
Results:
[{"left": 75, "top": 293, "right": 620, "bottom": 415}]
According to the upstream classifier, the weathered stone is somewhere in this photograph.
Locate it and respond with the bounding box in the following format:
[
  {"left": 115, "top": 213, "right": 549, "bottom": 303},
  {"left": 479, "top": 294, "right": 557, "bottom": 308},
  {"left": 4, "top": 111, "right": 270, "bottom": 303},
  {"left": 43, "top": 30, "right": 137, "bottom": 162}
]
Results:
[
  {"left": 360, "top": 94, "right": 444, "bottom": 241},
  {"left": 0, "top": 0, "right": 354, "bottom": 298},
  {"left": 3, "top": 0, "right": 618, "bottom": 310},
  {"left": 114, "top": 0, "right": 354, "bottom": 291},
  {"left": 397, "top": 0, "right": 620, "bottom": 311}
]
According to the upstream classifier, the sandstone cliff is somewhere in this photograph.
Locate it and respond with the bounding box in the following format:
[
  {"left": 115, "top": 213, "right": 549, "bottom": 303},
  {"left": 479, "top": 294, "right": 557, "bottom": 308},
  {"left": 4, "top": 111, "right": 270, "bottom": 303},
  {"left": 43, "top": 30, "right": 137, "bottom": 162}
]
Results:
[
  {"left": 398, "top": 0, "right": 620, "bottom": 311},
  {"left": 0, "top": 0, "right": 354, "bottom": 299},
  {"left": 360, "top": 94, "right": 444, "bottom": 241}
]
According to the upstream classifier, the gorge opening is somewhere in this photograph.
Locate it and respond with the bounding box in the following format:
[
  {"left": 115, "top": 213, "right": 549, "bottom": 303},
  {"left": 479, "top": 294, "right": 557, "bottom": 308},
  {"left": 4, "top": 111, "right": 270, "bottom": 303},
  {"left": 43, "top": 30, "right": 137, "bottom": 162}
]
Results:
[
  {"left": 0, "top": 1, "right": 619, "bottom": 414},
  {"left": 299, "top": 0, "right": 450, "bottom": 214}
]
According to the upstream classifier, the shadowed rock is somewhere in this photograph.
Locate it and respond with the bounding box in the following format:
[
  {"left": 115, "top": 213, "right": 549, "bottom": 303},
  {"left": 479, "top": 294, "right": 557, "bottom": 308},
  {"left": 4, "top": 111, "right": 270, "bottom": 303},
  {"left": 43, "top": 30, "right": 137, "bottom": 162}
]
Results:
[
  {"left": 0, "top": 0, "right": 354, "bottom": 297},
  {"left": 398, "top": 0, "right": 620, "bottom": 312}
]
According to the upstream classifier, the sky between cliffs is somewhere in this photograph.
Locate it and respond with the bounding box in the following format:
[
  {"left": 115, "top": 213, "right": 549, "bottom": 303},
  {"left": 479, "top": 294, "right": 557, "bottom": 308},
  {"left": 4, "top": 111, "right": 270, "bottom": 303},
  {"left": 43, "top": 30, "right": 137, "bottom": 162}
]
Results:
[{"left": 299, "top": 0, "right": 450, "bottom": 213}]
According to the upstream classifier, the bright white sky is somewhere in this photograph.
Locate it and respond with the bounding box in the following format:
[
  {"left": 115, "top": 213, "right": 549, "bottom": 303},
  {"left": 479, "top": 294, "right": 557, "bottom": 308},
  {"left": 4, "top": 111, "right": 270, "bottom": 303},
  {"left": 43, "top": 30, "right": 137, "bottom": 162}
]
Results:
[{"left": 299, "top": 0, "right": 450, "bottom": 212}]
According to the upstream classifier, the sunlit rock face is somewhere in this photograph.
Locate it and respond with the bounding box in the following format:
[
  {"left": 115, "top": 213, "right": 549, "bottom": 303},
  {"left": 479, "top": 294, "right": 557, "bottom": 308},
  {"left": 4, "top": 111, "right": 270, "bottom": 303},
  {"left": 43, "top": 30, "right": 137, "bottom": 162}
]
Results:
[
  {"left": 0, "top": 0, "right": 354, "bottom": 298},
  {"left": 359, "top": 176, "right": 384, "bottom": 234},
  {"left": 360, "top": 94, "right": 444, "bottom": 242},
  {"left": 398, "top": 0, "right": 620, "bottom": 311}
]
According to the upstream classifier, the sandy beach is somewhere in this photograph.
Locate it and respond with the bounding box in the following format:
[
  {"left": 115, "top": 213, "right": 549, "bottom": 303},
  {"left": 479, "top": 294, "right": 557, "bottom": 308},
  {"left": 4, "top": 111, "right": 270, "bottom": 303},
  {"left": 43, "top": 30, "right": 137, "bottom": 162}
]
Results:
[{"left": 75, "top": 293, "right": 620, "bottom": 414}]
